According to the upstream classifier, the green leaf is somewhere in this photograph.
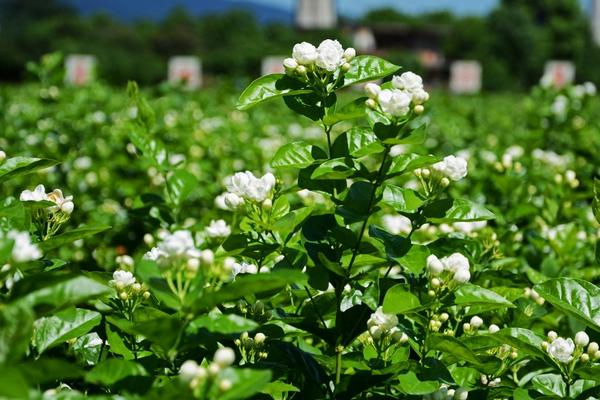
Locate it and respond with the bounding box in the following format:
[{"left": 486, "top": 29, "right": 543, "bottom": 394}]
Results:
[
  {"left": 369, "top": 225, "right": 412, "bottom": 259},
  {"left": 396, "top": 371, "right": 438, "bottom": 395},
  {"left": 534, "top": 278, "right": 600, "bottom": 331},
  {"left": 388, "top": 153, "right": 439, "bottom": 176},
  {"left": 18, "top": 358, "right": 83, "bottom": 385},
  {"left": 425, "top": 199, "right": 495, "bottom": 222},
  {"left": 209, "top": 368, "right": 272, "bottom": 400},
  {"left": 85, "top": 359, "right": 147, "bottom": 386},
  {"left": 0, "top": 157, "right": 59, "bottom": 184},
  {"left": 0, "top": 303, "right": 34, "bottom": 364},
  {"left": 167, "top": 169, "right": 197, "bottom": 207},
  {"left": 39, "top": 224, "right": 111, "bottom": 252},
  {"left": 194, "top": 270, "right": 306, "bottom": 311},
  {"left": 323, "top": 97, "right": 367, "bottom": 126},
  {"left": 190, "top": 314, "right": 258, "bottom": 334},
  {"left": 0, "top": 367, "right": 29, "bottom": 399},
  {"left": 426, "top": 334, "right": 481, "bottom": 366},
  {"left": 271, "top": 142, "right": 315, "bottom": 169},
  {"left": 237, "top": 74, "right": 311, "bottom": 110},
  {"left": 453, "top": 284, "right": 515, "bottom": 309},
  {"left": 34, "top": 308, "right": 101, "bottom": 354},
  {"left": 383, "top": 284, "right": 422, "bottom": 314},
  {"left": 485, "top": 328, "right": 548, "bottom": 361},
  {"left": 397, "top": 245, "right": 430, "bottom": 274},
  {"left": 593, "top": 178, "right": 600, "bottom": 224},
  {"left": 336, "top": 181, "right": 374, "bottom": 223},
  {"left": 311, "top": 158, "right": 354, "bottom": 180},
  {"left": 261, "top": 381, "right": 300, "bottom": 398},
  {"left": 11, "top": 273, "right": 111, "bottom": 311},
  {"left": 532, "top": 373, "right": 566, "bottom": 397},
  {"left": 342, "top": 56, "right": 400, "bottom": 88},
  {"left": 345, "top": 127, "right": 385, "bottom": 157},
  {"left": 382, "top": 185, "right": 424, "bottom": 213}
]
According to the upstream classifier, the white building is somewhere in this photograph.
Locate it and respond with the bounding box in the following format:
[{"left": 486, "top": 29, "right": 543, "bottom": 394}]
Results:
[
  {"left": 593, "top": 0, "right": 600, "bottom": 46},
  {"left": 296, "top": 0, "right": 337, "bottom": 29}
]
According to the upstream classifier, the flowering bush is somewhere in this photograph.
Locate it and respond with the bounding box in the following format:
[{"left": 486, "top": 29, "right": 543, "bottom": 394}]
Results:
[{"left": 0, "top": 44, "right": 599, "bottom": 399}]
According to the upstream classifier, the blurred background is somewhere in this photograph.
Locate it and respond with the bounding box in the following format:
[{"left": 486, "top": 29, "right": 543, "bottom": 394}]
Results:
[{"left": 1, "top": 0, "right": 599, "bottom": 90}]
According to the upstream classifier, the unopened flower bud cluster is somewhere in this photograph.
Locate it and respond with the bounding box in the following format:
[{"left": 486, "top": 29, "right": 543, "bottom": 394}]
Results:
[
  {"left": 426, "top": 253, "right": 471, "bottom": 295},
  {"left": 109, "top": 269, "right": 150, "bottom": 304},
  {"left": 423, "top": 384, "right": 469, "bottom": 400},
  {"left": 364, "top": 71, "right": 429, "bottom": 117},
  {"left": 284, "top": 39, "right": 355, "bottom": 75},
  {"left": 216, "top": 171, "right": 276, "bottom": 211},
  {"left": 235, "top": 331, "right": 268, "bottom": 364},
  {"left": 366, "top": 307, "right": 408, "bottom": 353},
  {"left": 179, "top": 347, "right": 236, "bottom": 394}
]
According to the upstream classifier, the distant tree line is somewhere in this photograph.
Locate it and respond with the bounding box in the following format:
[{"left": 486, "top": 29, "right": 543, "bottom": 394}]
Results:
[{"left": 0, "top": 0, "right": 598, "bottom": 89}]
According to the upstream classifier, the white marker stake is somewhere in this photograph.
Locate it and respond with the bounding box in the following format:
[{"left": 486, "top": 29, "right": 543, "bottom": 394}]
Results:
[
  {"left": 261, "top": 56, "right": 286, "bottom": 76},
  {"left": 543, "top": 61, "right": 575, "bottom": 89},
  {"left": 65, "top": 55, "right": 96, "bottom": 86},
  {"left": 168, "top": 56, "right": 202, "bottom": 89},
  {"left": 449, "top": 61, "right": 482, "bottom": 94}
]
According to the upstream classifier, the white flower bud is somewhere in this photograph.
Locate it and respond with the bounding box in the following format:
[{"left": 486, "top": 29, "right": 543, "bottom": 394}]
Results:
[
  {"left": 200, "top": 249, "right": 215, "bottom": 265},
  {"left": 488, "top": 324, "right": 500, "bottom": 334},
  {"left": 262, "top": 198, "right": 272, "bottom": 209},
  {"left": 587, "top": 342, "right": 599, "bottom": 354},
  {"left": 179, "top": 360, "right": 199, "bottom": 382},
  {"left": 426, "top": 255, "right": 444, "bottom": 276},
  {"left": 365, "top": 83, "right": 380, "bottom": 98},
  {"left": 143, "top": 291, "right": 151, "bottom": 300},
  {"left": 440, "top": 313, "right": 449, "bottom": 322},
  {"left": 431, "top": 277, "right": 441, "bottom": 288},
  {"left": 547, "top": 331, "right": 558, "bottom": 341},
  {"left": 296, "top": 65, "right": 307, "bottom": 75},
  {"left": 440, "top": 177, "right": 450, "bottom": 188},
  {"left": 463, "top": 323, "right": 471, "bottom": 331},
  {"left": 594, "top": 351, "right": 600, "bottom": 360},
  {"left": 580, "top": 353, "right": 590, "bottom": 363},
  {"left": 187, "top": 258, "right": 200, "bottom": 272},
  {"left": 213, "top": 347, "right": 235, "bottom": 368},
  {"left": 469, "top": 316, "right": 483, "bottom": 328},
  {"left": 343, "top": 47, "right": 356, "bottom": 61},
  {"left": 219, "top": 378, "right": 232, "bottom": 392},
  {"left": 0, "top": 150, "right": 6, "bottom": 163},
  {"left": 365, "top": 98, "right": 377, "bottom": 109},
  {"left": 283, "top": 57, "right": 298, "bottom": 70},
  {"left": 254, "top": 333, "right": 266, "bottom": 344},
  {"left": 575, "top": 331, "right": 589, "bottom": 347},
  {"left": 208, "top": 363, "right": 221, "bottom": 376},
  {"left": 453, "top": 269, "right": 470, "bottom": 284},
  {"left": 454, "top": 388, "right": 469, "bottom": 400},
  {"left": 341, "top": 62, "right": 351, "bottom": 72},
  {"left": 143, "top": 233, "right": 154, "bottom": 246},
  {"left": 414, "top": 104, "right": 424, "bottom": 114}
]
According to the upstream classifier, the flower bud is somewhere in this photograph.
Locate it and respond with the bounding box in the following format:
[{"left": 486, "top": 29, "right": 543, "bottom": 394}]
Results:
[
  {"left": 463, "top": 323, "right": 471, "bottom": 331},
  {"left": 510, "top": 351, "right": 518, "bottom": 359},
  {"left": 132, "top": 283, "right": 142, "bottom": 292},
  {"left": 575, "top": 331, "right": 589, "bottom": 347},
  {"left": 421, "top": 168, "right": 431, "bottom": 178},
  {"left": 219, "top": 379, "right": 232, "bottom": 392},
  {"left": 143, "top": 291, "right": 151, "bottom": 300},
  {"left": 440, "top": 313, "right": 449, "bottom": 322},
  {"left": 365, "top": 98, "right": 377, "bottom": 109},
  {"left": 296, "top": 65, "right": 307, "bottom": 75},
  {"left": 427, "top": 289, "right": 436, "bottom": 297},
  {"left": 208, "top": 363, "right": 220, "bottom": 376},
  {"left": 0, "top": 150, "right": 6, "bottom": 163},
  {"left": 187, "top": 258, "right": 200, "bottom": 273},
  {"left": 594, "top": 351, "right": 600, "bottom": 360},
  {"left": 547, "top": 331, "right": 558, "bottom": 341},
  {"left": 119, "top": 292, "right": 128, "bottom": 300},
  {"left": 365, "top": 83, "right": 380, "bottom": 98},
  {"left": 116, "top": 281, "right": 125, "bottom": 290},
  {"left": 283, "top": 57, "right": 298, "bottom": 70},
  {"left": 143, "top": 233, "right": 154, "bottom": 246},
  {"left": 488, "top": 324, "right": 500, "bottom": 334},
  {"left": 535, "top": 297, "right": 545, "bottom": 305},
  {"left": 440, "top": 177, "right": 450, "bottom": 188},
  {"left": 341, "top": 62, "right": 351, "bottom": 72},
  {"left": 470, "top": 316, "right": 483, "bottom": 328},
  {"left": 580, "top": 353, "right": 590, "bottom": 363},
  {"left": 241, "top": 331, "right": 249, "bottom": 341},
  {"left": 541, "top": 341, "right": 549, "bottom": 350},
  {"left": 254, "top": 332, "right": 266, "bottom": 344},
  {"left": 455, "top": 388, "right": 469, "bottom": 400},
  {"left": 262, "top": 198, "right": 272, "bottom": 209},
  {"left": 343, "top": 47, "right": 356, "bottom": 61},
  {"left": 369, "top": 326, "right": 382, "bottom": 340},
  {"left": 214, "top": 347, "right": 235, "bottom": 368},
  {"left": 587, "top": 342, "right": 599, "bottom": 354},
  {"left": 179, "top": 360, "right": 199, "bottom": 382},
  {"left": 426, "top": 255, "right": 444, "bottom": 276},
  {"left": 447, "top": 389, "right": 455, "bottom": 397},
  {"left": 414, "top": 105, "right": 424, "bottom": 114},
  {"left": 431, "top": 277, "right": 441, "bottom": 288}
]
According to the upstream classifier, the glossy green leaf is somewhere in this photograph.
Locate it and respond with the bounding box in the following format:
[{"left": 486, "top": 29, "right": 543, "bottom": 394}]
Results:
[
  {"left": 167, "top": 169, "right": 197, "bottom": 207},
  {"left": 388, "top": 153, "right": 439, "bottom": 176},
  {"left": 271, "top": 141, "right": 315, "bottom": 169},
  {"left": 190, "top": 313, "right": 258, "bottom": 334},
  {"left": 426, "top": 334, "right": 481, "bottom": 366},
  {"left": 323, "top": 97, "right": 367, "bottom": 126},
  {"left": 39, "top": 224, "right": 112, "bottom": 252},
  {"left": 85, "top": 359, "right": 147, "bottom": 386},
  {"left": 342, "top": 56, "right": 400, "bottom": 88},
  {"left": 532, "top": 373, "right": 565, "bottom": 397},
  {"left": 382, "top": 185, "right": 424, "bottom": 213},
  {"left": 383, "top": 284, "right": 422, "bottom": 314},
  {"left": 534, "top": 278, "right": 600, "bottom": 331},
  {"left": 237, "top": 74, "right": 310, "bottom": 110},
  {"left": 310, "top": 158, "right": 354, "bottom": 180},
  {"left": 453, "top": 284, "right": 515, "bottom": 308},
  {"left": 209, "top": 368, "right": 272, "bottom": 400},
  {"left": 425, "top": 198, "right": 495, "bottom": 222},
  {"left": 0, "top": 157, "right": 59, "bottom": 184},
  {"left": 34, "top": 308, "right": 101, "bottom": 354}
]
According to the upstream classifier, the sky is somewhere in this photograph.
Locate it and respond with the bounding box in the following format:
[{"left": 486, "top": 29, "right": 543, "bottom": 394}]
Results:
[
  {"left": 252, "top": 0, "right": 593, "bottom": 17},
  {"left": 253, "top": 0, "right": 500, "bottom": 17}
]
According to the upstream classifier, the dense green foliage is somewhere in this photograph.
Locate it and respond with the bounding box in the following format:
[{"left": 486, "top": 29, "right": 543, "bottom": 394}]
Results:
[{"left": 0, "top": 47, "right": 600, "bottom": 399}]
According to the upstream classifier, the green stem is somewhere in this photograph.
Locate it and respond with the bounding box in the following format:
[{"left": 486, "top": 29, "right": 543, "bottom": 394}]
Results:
[{"left": 335, "top": 347, "right": 343, "bottom": 385}]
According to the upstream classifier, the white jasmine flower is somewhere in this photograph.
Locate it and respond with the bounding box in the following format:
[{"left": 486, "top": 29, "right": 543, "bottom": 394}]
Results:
[
  {"left": 453, "top": 221, "right": 486, "bottom": 234},
  {"left": 205, "top": 219, "right": 231, "bottom": 238},
  {"left": 381, "top": 214, "right": 412, "bottom": 235},
  {"left": 584, "top": 82, "right": 597, "bottom": 96},
  {"left": 488, "top": 324, "right": 500, "bottom": 334},
  {"left": 392, "top": 71, "right": 423, "bottom": 92},
  {"left": 470, "top": 316, "right": 483, "bottom": 328},
  {"left": 453, "top": 269, "right": 471, "bottom": 284},
  {"left": 377, "top": 89, "right": 411, "bottom": 117},
  {"left": 179, "top": 360, "right": 200, "bottom": 382},
  {"left": 20, "top": 184, "right": 48, "bottom": 202},
  {"left": 367, "top": 306, "right": 398, "bottom": 331},
  {"left": 0, "top": 150, "right": 6, "bottom": 163},
  {"left": 213, "top": 347, "right": 235, "bottom": 367},
  {"left": 432, "top": 155, "right": 468, "bottom": 181},
  {"left": 426, "top": 254, "right": 444, "bottom": 276},
  {"left": 316, "top": 39, "right": 344, "bottom": 72},
  {"left": 6, "top": 230, "right": 42, "bottom": 262},
  {"left": 231, "top": 261, "right": 258, "bottom": 277},
  {"left": 225, "top": 171, "right": 275, "bottom": 203},
  {"left": 364, "top": 83, "right": 381, "bottom": 99},
  {"left": 109, "top": 270, "right": 136, "bottom": 288},
  {"left": 283, "top": 57, "right": 298, "bottom": 70},
  {"left": 547, "top": 337, "right": 575, "bottom": 363},
  {"left": 292, "top": 42, "right": 318, "bottom": 65},
  {"left": 343, "top": 47, "right": 356, "bottom": 61},
  {"left": 575, "top": 331, "right": 590, "bottom": 347},
  {"left": 47, "top": 189, "right": 74, "bottom": 214},
  {"left": 442, "top": 253, "right": 470, "bottom": 273}
]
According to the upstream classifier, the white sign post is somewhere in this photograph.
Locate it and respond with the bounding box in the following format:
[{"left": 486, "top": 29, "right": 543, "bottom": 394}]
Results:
[
  {"left": 261, "top": 56, "right": 286, "bottom": 76},
  {"left": 65, "top": 55, "right": 96, "bottom": 86},
  {"left": 168, "top": 56, "right": 202, "bottom": 89},
  {"left": 543, "top": 61, "right": 575, "bottom": 89},
  {"left": 449, "top": 61, "right": 482, "bottom": 94}
]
